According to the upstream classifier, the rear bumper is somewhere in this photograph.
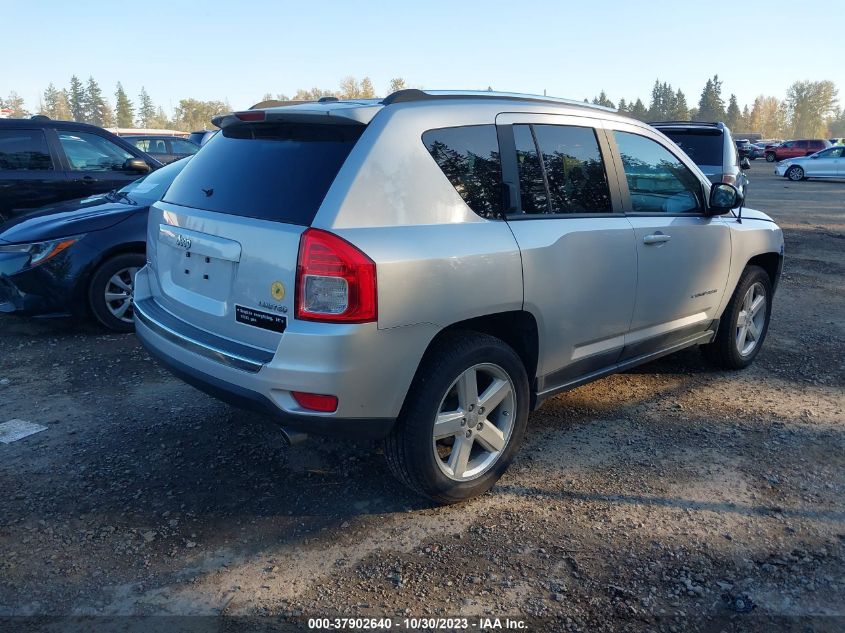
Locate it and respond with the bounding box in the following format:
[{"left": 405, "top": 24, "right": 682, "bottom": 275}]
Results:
[
  {"left": 133, "top": 265, "right": 436, "bottom": 439},
  {"left": 136, "top": 326, "right": 395, "bottom": 439}
]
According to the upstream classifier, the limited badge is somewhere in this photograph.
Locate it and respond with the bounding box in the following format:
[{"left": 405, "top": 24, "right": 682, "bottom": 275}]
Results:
[{"left": 270, "top": 281, "right": 286, "bottom": 301}]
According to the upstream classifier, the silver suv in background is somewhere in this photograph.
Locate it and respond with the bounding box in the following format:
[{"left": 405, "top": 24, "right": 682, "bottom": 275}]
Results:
[
  {"left": 651, "top": 121, "right": 751, "bottom": 198},
  {"left": 135, "top": 90, "right": 783, "bottom": 503}
]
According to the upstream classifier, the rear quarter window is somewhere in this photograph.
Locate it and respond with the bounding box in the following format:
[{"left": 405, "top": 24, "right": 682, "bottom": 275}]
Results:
[
  {"left": 163, "top": 122, "right": 364, "bottom": 225},
  {"left": 0, "top": 129, "right": 53, "bottom": 170},
  {"left": 423, "top": 125, "right": 503, "bottom": 218}
]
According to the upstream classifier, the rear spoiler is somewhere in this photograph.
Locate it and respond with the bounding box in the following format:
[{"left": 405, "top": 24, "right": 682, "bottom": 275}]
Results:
[{"left": 212, "top": 103, "right": 381, "bottom": 129}]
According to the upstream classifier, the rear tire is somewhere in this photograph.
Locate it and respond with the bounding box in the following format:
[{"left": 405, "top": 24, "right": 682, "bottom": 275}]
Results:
[
  {"left": 765, "top": 153, "right": 776, "bottom": 162},
  {"left": 88, "top": 252, "right": 145, "bottom": 333},
  {"left": 701, "top": 266, "right": 772, "bottom": 370},
  {"left": 384, "top": 332, "right": 529, "bottom": 504}
]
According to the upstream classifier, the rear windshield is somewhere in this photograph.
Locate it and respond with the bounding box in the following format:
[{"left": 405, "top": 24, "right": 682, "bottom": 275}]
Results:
[
  {"left": 164, "top": 122, "right": 363, "bottom": 225},
  {"left": 660, "top": 129, "right": 723, "bottom": 166}
]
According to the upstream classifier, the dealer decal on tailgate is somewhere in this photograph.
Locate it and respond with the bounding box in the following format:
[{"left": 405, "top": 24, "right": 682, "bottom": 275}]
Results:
[{"left": 235, "top": 305, "right": 287, "bottom": 333}]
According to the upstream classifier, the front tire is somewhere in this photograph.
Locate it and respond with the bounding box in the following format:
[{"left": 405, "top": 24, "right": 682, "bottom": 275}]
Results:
[
  {"left": 765, "top": 153, "right": 776, "bottom": 162},
  {"left": 88, "top": 252, "right": 145, "bottom": 333},
  {"left": 787, "top": 165, "right": 805, "bottom": 181},
  {"left": 702, "top": 266, "right": 772, "bottom": 370},
  {"left": 384, "top": 332, "right": 529, "bottom": 504}
]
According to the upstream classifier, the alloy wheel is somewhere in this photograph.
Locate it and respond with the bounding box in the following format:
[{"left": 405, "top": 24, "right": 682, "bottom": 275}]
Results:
[
  {"left": 104, "top": 267, "right": 138, "bottom": 323},
  {"left": 432, "top": 363, "right": 516, "bottom": 482},
  {"left": 735, "top": 281, "right": 767, "bottom": 357},
  {"left": 787, "top": 166, "right": 804, "bottom": 181}
]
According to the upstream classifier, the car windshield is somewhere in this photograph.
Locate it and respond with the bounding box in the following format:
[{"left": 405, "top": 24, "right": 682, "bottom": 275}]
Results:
[
  {"left": 116, "top": 159, "right": 189, "bottom": 205},
  {"left": 660, "top": 129, "right": 723, "bottom": 166}
]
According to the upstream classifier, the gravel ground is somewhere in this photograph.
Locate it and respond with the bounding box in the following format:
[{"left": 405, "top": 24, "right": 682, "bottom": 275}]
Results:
[{"left": 0, "top": 164, "right": 843, "bottom": 632}]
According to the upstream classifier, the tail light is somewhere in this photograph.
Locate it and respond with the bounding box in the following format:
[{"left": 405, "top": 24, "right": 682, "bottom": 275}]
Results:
[
  {"left": 295, "top": 228, "right": 377, "bottom": 323},
  {"left": 234, "top": 110, "right": 266, "bottom": 122},
  {"left": 721, "top": 173, "right": 737, "bottom": 186}
]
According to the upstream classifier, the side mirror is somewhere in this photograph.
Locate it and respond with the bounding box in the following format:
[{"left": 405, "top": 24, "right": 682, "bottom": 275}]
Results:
[
  {"left": 123, "top": 158, "right": 151, "bottom": 173},
  {"left": 810, "top": 154, "right": 819, "bottom": 159},
  {"left": 709, "top": 183, "right": 742, "bottom": 215},
  {"left": 740, "top": 157, "right": 751, "bottom": 170}
]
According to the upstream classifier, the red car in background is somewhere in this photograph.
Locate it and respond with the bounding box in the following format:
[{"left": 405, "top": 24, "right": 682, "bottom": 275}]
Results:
[{"left": 765, "top": 139, "right": 831, "bottom": 162}]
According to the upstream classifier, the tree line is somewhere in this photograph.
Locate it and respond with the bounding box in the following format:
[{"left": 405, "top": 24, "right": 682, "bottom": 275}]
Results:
[
  {"left": 2, "top": 74, "right": 842, "bottom": 138},
  {"left": 0, "top": 76, "right": 409, "bottom": 132},
  {"left": 591, "top": 75, "right": 844, "bottom": 139}
]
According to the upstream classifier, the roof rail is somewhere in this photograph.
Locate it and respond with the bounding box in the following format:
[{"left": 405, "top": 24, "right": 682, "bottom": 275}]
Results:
[{"left": 381, "top": 89, "right": 617, "bottom": 112}]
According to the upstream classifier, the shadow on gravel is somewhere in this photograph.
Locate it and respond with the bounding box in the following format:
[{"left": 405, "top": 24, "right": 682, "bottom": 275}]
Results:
[{"left": 496, "top": 486, "right": 845, "bottom": 523}]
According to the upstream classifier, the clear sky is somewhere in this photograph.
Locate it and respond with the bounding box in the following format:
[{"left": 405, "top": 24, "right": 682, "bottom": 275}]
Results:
[{"left": 3, "top": 0, "right": 843, "bottom": 113}]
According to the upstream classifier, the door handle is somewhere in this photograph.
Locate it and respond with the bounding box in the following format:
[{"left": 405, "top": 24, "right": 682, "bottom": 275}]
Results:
[
  {"left": 643, "top": 233, "right": 671, "bottom": 245},
  {"left": 81, "top": 176, "right": 95, "bottom": 184}
]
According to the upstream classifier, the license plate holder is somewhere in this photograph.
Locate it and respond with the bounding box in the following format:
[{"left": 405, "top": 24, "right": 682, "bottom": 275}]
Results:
[{"left": 235, "top": 305, "right": 287, "bottom": 333}]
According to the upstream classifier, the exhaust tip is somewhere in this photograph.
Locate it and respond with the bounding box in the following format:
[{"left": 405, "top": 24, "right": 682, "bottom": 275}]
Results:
[{"left": 279, "top": 427, "right": 308, "bottom": 446}]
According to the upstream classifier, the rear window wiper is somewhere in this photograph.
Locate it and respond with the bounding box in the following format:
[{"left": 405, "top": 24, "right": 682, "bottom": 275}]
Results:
[{"left": 107, "top": 189, "right": 137, "bottom": 205}]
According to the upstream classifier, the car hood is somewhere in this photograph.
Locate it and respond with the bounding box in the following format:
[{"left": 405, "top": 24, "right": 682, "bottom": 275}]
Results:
[
  {"left": 0, "top": 194, "right": 142, "bottom": 244},
  {"left": 736, "top": 207, "right": 775, "bottom": 223}
]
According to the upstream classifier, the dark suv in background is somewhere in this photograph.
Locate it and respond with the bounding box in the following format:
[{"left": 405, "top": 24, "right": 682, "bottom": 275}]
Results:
[
  {"left": 765, "top": 139, "right": 831, "bottom": 162},
  {"left": 651, "top": 121, "right": 750, "bottom": 198},
  {"left": 0, "top": 117, "right": 161, "bottom": 223}
]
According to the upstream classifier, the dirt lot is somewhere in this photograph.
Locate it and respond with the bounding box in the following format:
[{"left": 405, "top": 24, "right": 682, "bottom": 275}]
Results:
[{"left": 1, "top": 164, "right": 843, "bottom": 632}]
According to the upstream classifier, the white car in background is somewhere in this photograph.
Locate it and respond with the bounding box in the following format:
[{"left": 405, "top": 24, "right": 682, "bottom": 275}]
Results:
[{"left": 776, "top": 146, "right": 845, "bottom": 181}]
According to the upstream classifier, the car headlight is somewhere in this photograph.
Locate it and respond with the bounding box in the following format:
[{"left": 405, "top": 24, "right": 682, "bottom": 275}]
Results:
[{"left": 0, "top": 236, "right": 82, "bottom": 268}]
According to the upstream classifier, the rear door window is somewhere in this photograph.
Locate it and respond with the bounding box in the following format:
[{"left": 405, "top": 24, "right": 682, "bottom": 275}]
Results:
[
  {"left": 660, "top": 129, "right": 723, "bottom": 166},
  {"left": 0, "top": 129, "right": 53, "bottom": 170},
  {"left": 423, "top": 125, "right": 503, "bottom": 218},
  {"left": 531, "top": 124, "right": 612, "bottom": 213},
  {"left": 164, "top": 122, "right": 364, "bottom": 225}
]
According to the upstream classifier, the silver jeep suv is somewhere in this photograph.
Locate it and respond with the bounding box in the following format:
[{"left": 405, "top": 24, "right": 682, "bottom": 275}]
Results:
[{"left": 134, "top": 90, "right": 784, "bottom": 503}]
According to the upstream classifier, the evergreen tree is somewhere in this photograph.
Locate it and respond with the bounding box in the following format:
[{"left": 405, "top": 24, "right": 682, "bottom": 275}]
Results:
[
  {"left": 114, "top": 82, "right": 134, "bottom": 128},
  {"left": 725, "top": 94, "right": 742, "bottom": 131},
  {"left": 741, "top": 105, "right": 751, "bottom": 131},
  {"left": 647, "top": 80, "right": 663, "bottom": 119},
  {"left": 629, "top": 98, "right": 648, "bottom": 121},
  {"left": 617, "top": 98, "right": 628, "bottom": 112},
  {"left": 68, "top": 75, "right": 86, "bottom": 122},
  {"left": 647, "top": 81, "right": 678, "bottom": 120},
  {"left": 137, "top": 87, "right": 156, "bottom": 128},
  {"left": 592, "top": 90, "right": 615, "bottom": 108},
  {"left": 40, "top": 83, "right": 61, "bottom": 118},
  {"left": 84, "top": 76, "right": 108, "bottom": 125},
  {"left": 671, "top": 89, "right": 690, "bottom": 120},
  {"left": 697, "top": 75, "right": 726, "bottom": 122}
]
